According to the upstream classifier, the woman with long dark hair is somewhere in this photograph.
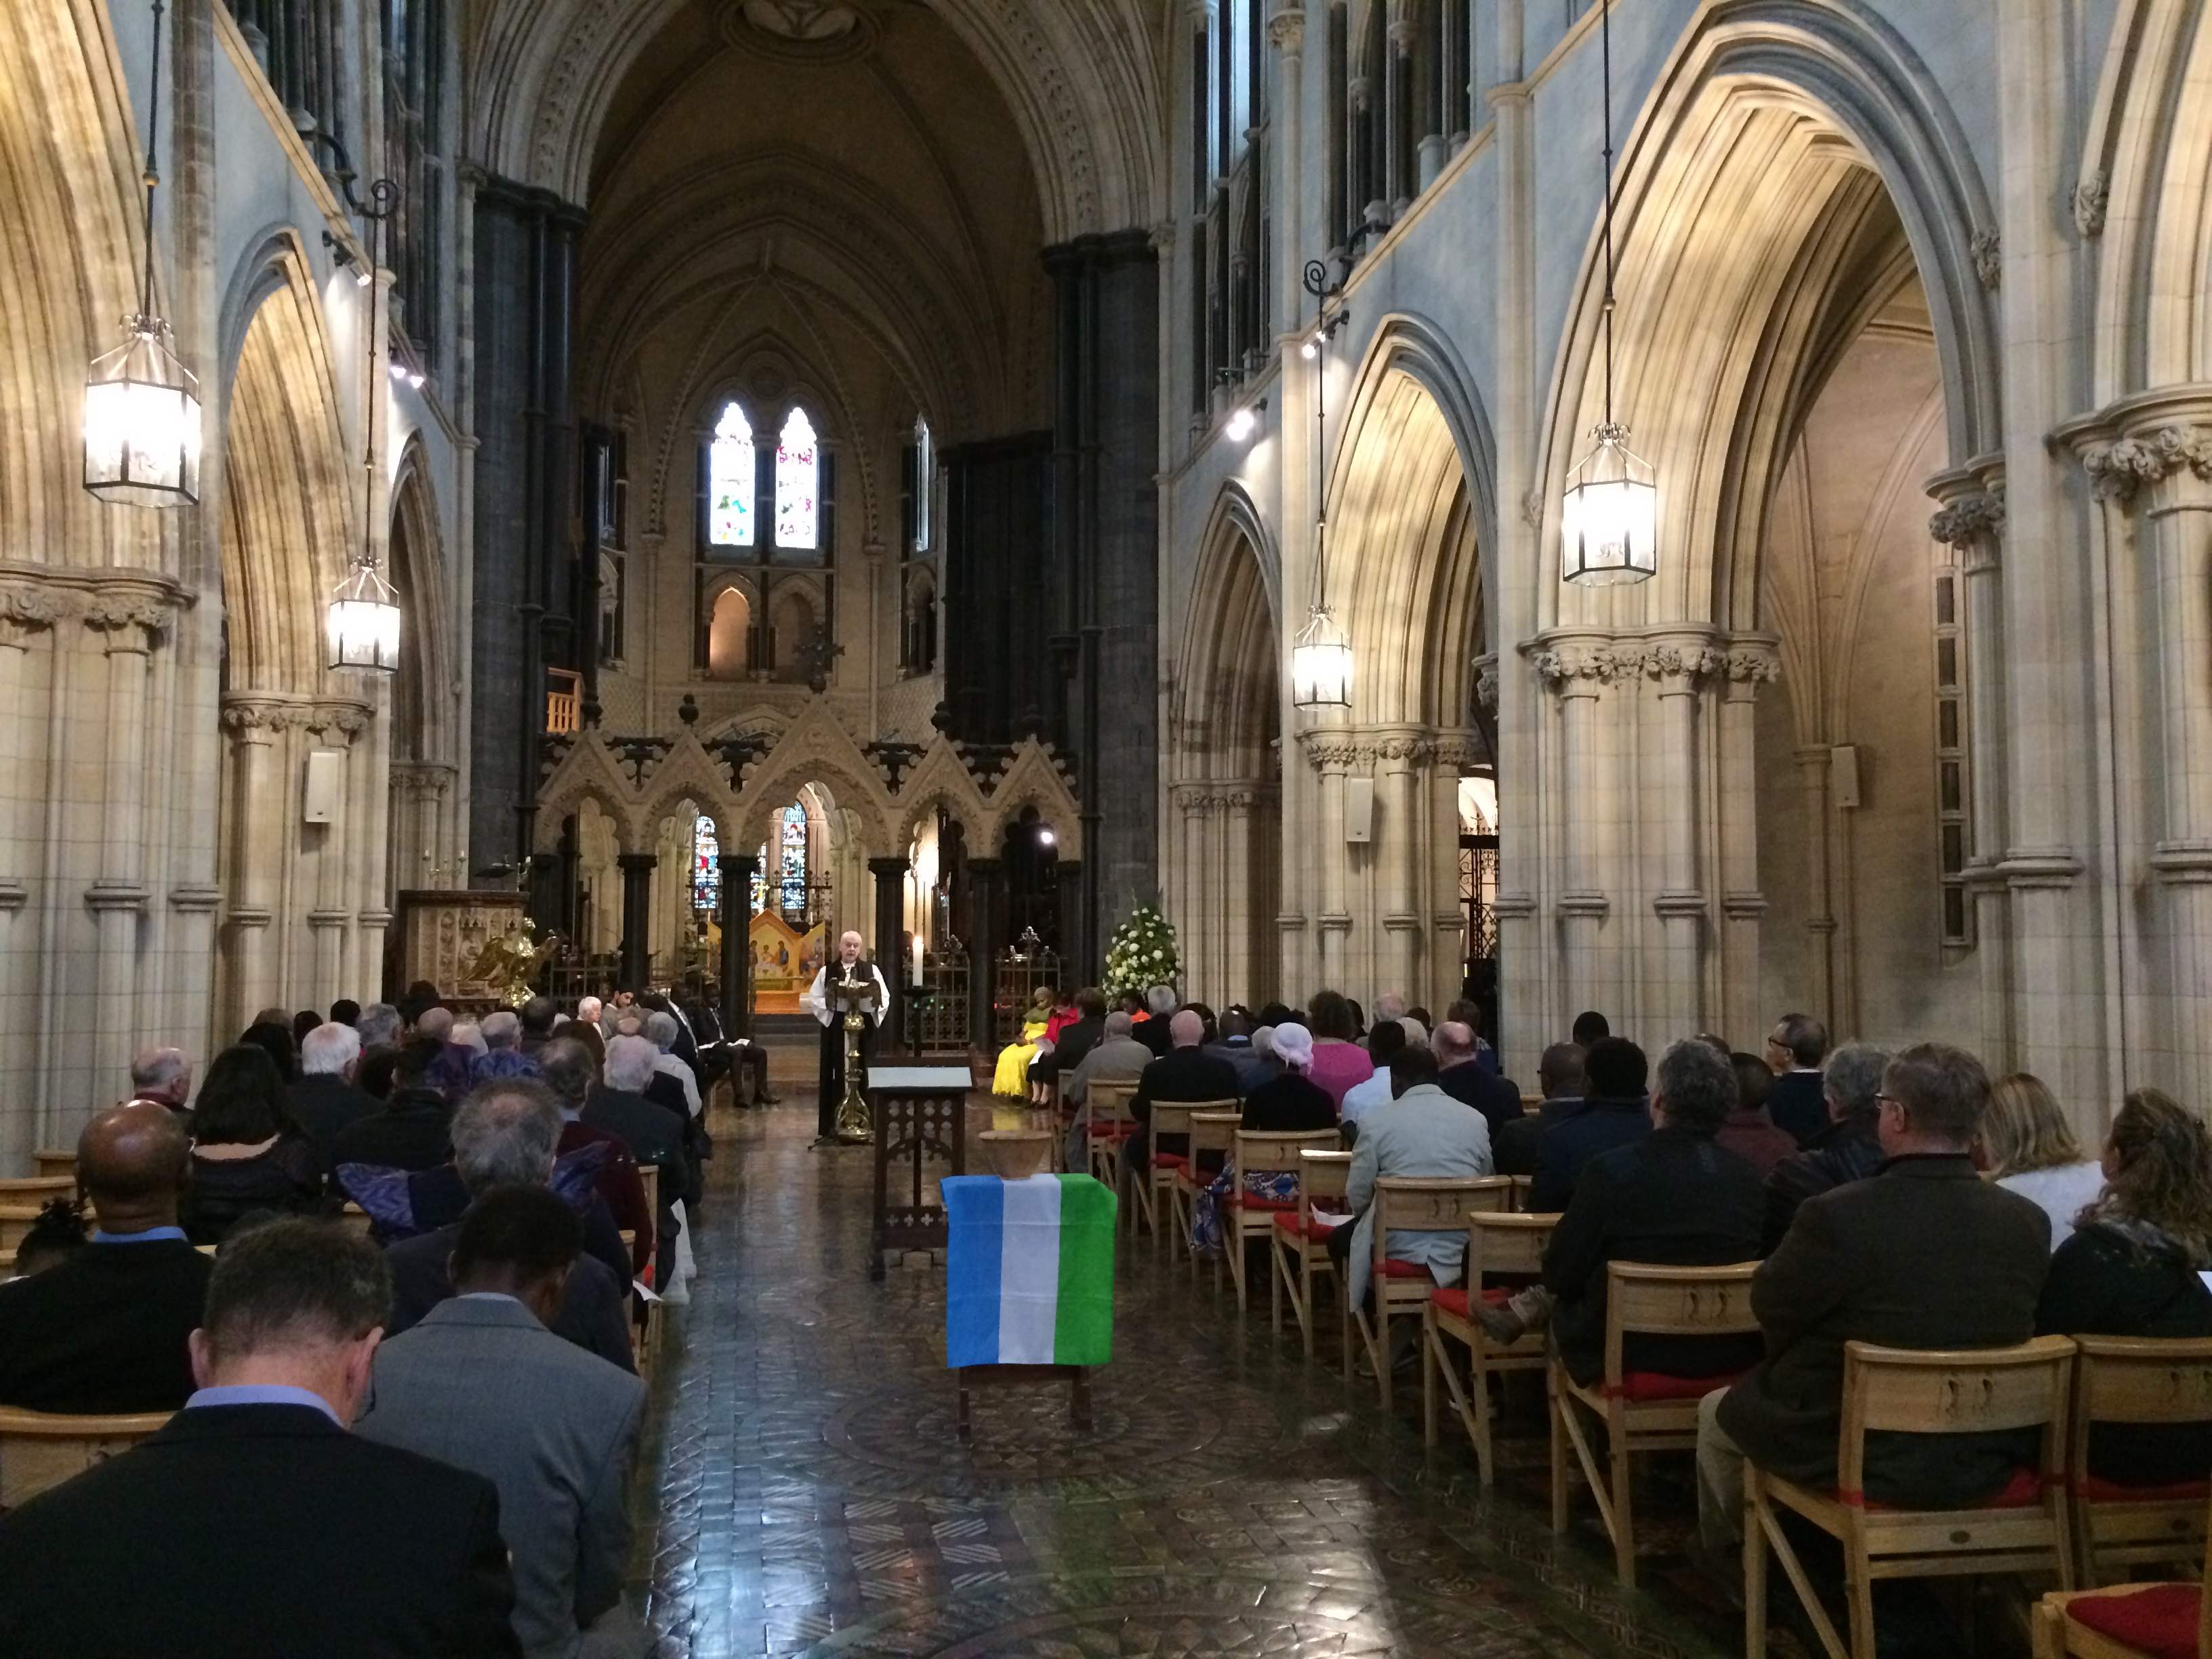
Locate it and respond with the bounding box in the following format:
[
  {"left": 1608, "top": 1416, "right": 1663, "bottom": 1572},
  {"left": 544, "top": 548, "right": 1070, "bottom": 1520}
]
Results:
[{"left": 182, "top": 1044, "right": 323, "bottom": 1243}]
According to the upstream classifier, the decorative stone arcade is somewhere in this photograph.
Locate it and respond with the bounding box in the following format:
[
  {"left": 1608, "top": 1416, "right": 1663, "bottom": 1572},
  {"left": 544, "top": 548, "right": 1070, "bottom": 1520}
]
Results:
[{"left": 532, "top": 701, "right": 1084, "bottom": 1046}]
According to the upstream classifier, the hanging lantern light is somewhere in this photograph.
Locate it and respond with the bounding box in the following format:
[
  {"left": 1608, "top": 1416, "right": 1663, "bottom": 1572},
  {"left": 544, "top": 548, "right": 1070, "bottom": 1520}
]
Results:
[
  {"left": 326, "top": 558, "right": 402, "bottom": 671},
  {"left": 1294, "top": 259, "right": 1355, "bottom": 712},
  {"left": 1290, "top": 605, "right": 1352, "bottom": 710},
  {"left": 83, "top": 0, "right": 201, "bottom": 508},
  {"left": 1561, "top": 0, "right": 1657, "bottom": 587}
]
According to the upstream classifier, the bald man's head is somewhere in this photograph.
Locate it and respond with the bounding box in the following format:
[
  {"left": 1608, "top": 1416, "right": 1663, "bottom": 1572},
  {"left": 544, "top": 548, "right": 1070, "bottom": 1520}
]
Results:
[
  {"left": 77, "top": 1100, "right": 190, "bottom": 1230},
  {"left": 1168, "top": 1008, "right": 1204, "bottom": 1048}
]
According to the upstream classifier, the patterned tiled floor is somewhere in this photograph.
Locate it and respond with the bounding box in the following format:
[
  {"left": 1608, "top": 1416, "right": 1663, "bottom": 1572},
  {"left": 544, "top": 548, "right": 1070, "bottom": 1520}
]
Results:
[{"left": 626, "top": 1083, "right": 1748, "bottom": 1658}]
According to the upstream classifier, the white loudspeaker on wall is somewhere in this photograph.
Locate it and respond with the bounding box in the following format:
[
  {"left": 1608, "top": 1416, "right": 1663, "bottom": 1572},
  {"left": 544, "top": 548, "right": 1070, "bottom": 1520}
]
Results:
[
  {"left": 1345, "top": 777, "right": 1374, "bottom": 843},
  {"left": 1831, "top": 745, "right": 1862, "bottom": 811},
  {"left": 302, "top": 748, "right": 344, "bottom": 825}
]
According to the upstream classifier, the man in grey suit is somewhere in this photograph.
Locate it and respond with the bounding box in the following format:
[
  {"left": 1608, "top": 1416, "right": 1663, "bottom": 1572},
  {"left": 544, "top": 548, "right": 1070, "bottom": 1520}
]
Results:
[
  {"left": 1330, "top": 1044, "right": 1494, "bottom": 1311},
  {"left": 359, "top": 1187, "right": 649, "bottom": 1659}
]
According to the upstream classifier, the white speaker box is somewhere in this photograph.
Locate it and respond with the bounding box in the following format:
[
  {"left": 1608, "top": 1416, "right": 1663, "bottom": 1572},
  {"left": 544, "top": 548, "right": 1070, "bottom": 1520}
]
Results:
[
  {"left": 1345, "top": 777, "right": 1374, "bottom": 842},
  {"left": 303, "top": 748, "right": 344, "bottom": 825}
]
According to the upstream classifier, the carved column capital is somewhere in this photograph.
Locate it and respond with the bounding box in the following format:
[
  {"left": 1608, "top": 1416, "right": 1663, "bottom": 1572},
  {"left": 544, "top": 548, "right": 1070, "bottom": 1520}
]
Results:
[
  {"left": 1265, "top": 6, "right": 1305, "bottom": 53},
  {"left": 1528, "top": 641, "right": 1626, "bottom": 693},
  {"left": 2082, "top": 426, "right": 2212, "bottom": 502}
]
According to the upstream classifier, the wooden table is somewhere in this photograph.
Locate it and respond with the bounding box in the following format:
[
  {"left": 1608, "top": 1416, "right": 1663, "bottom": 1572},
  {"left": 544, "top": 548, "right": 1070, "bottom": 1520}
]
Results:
[{"left": 866, "top": 1065, "right": 971, "bottom": 1282}]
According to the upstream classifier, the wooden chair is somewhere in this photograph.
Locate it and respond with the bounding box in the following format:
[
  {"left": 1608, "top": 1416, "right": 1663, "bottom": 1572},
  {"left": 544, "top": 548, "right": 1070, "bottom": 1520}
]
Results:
[
  {"left": 1746, "top": 1334, "right": 2078, "bottom": 1659},
  {"left": 1172, "top": 1109, "right": 1241, "bottom": 1288},
  {"left": 2065, "top": 1336, "right": 2212, "bottom": 1586},
  {"left": 1272, "top": 1149, "right": 1351, "bottom": 1358},
  {"left": 0, "top": 1206, "right": 47, "bottom": 1254},
  {"left": 0, "top": 1176, "right": 75, "bottom": 1202},
  {"left": 0, "top": 1407, "right": 171, "bottom": 1509},
  {"left": 1222, "top": 1128, "right": 1339, "bottom": 1313},
  {"left": 1139, "top": 1099, "right": 1208, "bottom": 1256},
  {"left": 1350, "top": 1174, "right": 1513, "bottom": 1408},
  {"left": 1553, "top": 1260, "right": 1761, "bottom": 1586},
  {"left": 32, "top": 1150, "right": 75, "bottom": 1181},
  {"left": 1506, "top": 1174, "right": 1534, "bottom": 1212},
  {"left": 1076, "top": 1080, "right": 1139, "bottom": 1212},
  {"left": 2033, "top": 1500, "right": 2212, "bottom": 1659},
  {"left": 335, "top": 1203, "right": 374, "bottom": 1238},
  {"left": 1424, "top": 1210, "right": 1559, "bottom": 1483},
  {"left": 636, "top": 1165, "right": 664, "bottom": 1378}
]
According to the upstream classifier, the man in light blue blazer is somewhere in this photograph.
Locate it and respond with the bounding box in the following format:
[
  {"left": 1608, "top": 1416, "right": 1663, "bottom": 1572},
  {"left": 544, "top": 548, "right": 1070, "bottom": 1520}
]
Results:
[
  {"left": 358, "top": 1187, "right": 648, "bottom": 1659},
  {"left": 1336, "top": 1044, "right": 1494, "bottom": 1308}
]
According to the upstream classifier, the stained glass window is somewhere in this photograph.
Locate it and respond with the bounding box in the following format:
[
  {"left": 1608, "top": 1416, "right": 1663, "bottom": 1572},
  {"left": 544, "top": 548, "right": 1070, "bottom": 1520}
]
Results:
[
  {"left": 751, "top": 845, "right": 768, "bottom": 916},
  {"left": 692, "top": 815, "right": 719, "bottom": 913},
  {"left": 709, "top": 402, "right": 756, "bottom": 546},
  {"left": 779, "top": 803, "right": 808, "bottom": 916},
  {"left": 774, "top": 409, "right": 818, "bottom": 550}
]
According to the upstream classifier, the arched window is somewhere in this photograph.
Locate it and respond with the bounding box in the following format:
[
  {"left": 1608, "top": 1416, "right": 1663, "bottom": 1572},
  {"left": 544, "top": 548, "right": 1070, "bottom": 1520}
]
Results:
[
  {"left": 692, "top": 814, "right": 720, "bottom": 915},
  {"left": 708, "top": 402, "right": 756, "bottom": 547},
  {"left": 775, "top": 408, "right": 819, "bottom": 550},
  {"left": 707, "top": 586, "right": 752, "bottom": 677},
  {"left": 770, "top": 585, "right": 817, "bottom": 680}
]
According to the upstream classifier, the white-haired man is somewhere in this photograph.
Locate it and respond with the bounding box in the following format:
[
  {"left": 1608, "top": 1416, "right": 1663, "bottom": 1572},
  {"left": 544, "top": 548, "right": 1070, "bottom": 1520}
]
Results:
[
  {"left": 1136, "top": 983, "right": 1179, "bottom": 1057},
  {"left": 803, "top": 930, "right": 890, "bottom": 1147},
  {"left": 641, "top": 1010, "right": 701, "bottom": 1118},
  {"left": 291, "top": 1023, "right": 376, "bottom": 1174},
  {"left": 127, "top": 1046, "right": 193, "bottom": 1115},
  {"left": 479, "top": 1010, "right": 521, "bottom": 1052}
]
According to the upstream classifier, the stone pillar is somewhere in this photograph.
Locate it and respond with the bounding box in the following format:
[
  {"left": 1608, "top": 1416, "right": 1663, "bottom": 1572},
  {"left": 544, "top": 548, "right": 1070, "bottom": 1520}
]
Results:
[
  {"left": 1268, "top": 7, "right": 1306, "bottom": 333},
  {"left": 1535, "top": 643, "right": 1616, "bottom": 1017},
  {"left": 0, "top": 615, "right": 38, "bottom": 1170},
  {"left": 1303, "top": 733, "right": 1354, "bottom": 982},
  {"left": 1793, "top": 745, "right": 1836, "bottom": 1029},
  {"left": 1349, "top": 76, "right": 1378, "bottom": 234},
  {"left": 718, "top": 848, "right": 756, "bottom": 1039},
  {"left": 617, "top": 853, "right": 655, "bottom": 993},
  {"left": 1717, "top": 644, "right": 1778, "bottom": 1050},
  {"left": 1053, "top": 859, "right": 1086, "bottom": 981},
  {"left": 1222, "top": 789, "right": 1255, "bottom": 1005},
  {"left": 1385, "top": 16, "right": 1414, "bottom": 214},
  {"left": 220, "top": 705, "right": 280, "bottom": 1031},
  {"left": 1378, "top": 735, "right": 1425, "bottom": 998},
  {"left": 869, "top": 855, "right": 908, "bottom": 1051},
  {"left": 1644, "top": 642, "right": 1719, "bottom": 1036},
  {"left": 967, "top": 857, "right": 1003, "bottom": 1050},
  {"left": 87, "top": 613, "right": 159, "bottom": 1100}
]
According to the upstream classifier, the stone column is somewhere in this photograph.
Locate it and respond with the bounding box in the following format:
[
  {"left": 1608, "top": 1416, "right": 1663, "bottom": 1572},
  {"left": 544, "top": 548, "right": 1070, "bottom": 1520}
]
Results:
[
  {"left": 1303, "top": 733, "right": 1355, "bottom": 982},
  {"left": 1534, "top": 643, "right": 1616, "bottom": 1016},
  {"left": 86, "top": 613, "right": 159, "bottom": 1103},
  {"left": 1643, "top": 641, "right": 1719, "bottom": 1036},
  {"left": 2087, "top": 422, "right": 2212, "bottom": 1103},
  {"left": 967, "top": 857, "right": 1003, "bottom": 1050},
  {"left": 1384, "top": 16, "right": 1414, "bottom": 214},
  {"left": 718, "top": 849, "right": 756, "bottom": 1038},
  {"left": 1268, "top": 7, "right": 1306, "bottom": 333},
  {"left": 1054, "top": 859, "right": 1086, "bottom": 980},
  {"left": 869, "top": 855, "right": 908, "bottom": 1051},
  {"left": 1378, "top": 735, "right": 1426, "bottom": 998},
  {"left": 1717, "top": 644, "right": 1778, "bottom": 1050},
  {"left": 1222, "top": 787, "right": 1256, "bottom": 1004},
  {"left": 0, "top": 613, "right": 41, "bottom": 1169},
  {"left": 1349, "top": 75, "right": 1378, "bottom": 235},
  {"left": 220, "top": 704, "right": 281, "bottom": 1031},
  {"left": 1793, "top": 745, "right": 1837, "bottom": 1028},
  {"left": 617, "top": 853, "right": 655, "bottom": 993}
]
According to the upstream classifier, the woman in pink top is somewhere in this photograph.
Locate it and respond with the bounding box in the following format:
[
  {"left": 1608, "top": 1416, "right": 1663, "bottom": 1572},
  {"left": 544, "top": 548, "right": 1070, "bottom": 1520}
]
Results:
[{"left": 1303, "top": 989, "right": 1374, "bottom": 1109}]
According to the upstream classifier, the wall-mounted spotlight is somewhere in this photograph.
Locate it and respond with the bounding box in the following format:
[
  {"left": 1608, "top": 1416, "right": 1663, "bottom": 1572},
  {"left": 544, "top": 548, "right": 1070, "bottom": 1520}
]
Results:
[
  {"left": 405, "top": 370, "right": 426, "bottom": 390},
  {"left": 1225, "top": 396, "right": 1268, "bottom": 443},
  {"left": 323, "top": 230, "right": 371, "bottom": 287},
  {"left": 1038, "top": 827, "right": 1056, "bottom": 847}
]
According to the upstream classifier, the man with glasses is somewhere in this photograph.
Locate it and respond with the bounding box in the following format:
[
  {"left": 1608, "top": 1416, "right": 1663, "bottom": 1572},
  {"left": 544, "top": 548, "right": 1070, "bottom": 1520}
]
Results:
[{"left": 1763, "top": 1012, "right": 1831, "bottom": 1145}]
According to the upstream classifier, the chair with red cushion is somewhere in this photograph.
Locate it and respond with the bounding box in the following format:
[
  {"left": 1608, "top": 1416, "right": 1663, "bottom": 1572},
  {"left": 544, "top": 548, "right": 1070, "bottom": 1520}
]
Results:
[
  {"left": 1078, "top": 1080, "right": 1139, "bottom": 1218},
  {"left": 1224, "top": 1128, "right": 1340, "bottom": 1313},
  {"left": 2066, "top": 1335, "right": 2212, "bottom": 1586},
  {"left": 2033, "top": 1506, "right": 2211, "bottom": 1659},
  {"left": 1351, "top": 1174, "right": 1513, "bottom": 1408},
  {"left": 1173, "top": 1110, "right": 1242, "bottom": 1288},
  {"left": 1271, "top": 1149, "right": 1351, "bottom": 1359},
  {"left": 1424, "top": 1210, "right": 1559, "bottom": 1483},
  {"left": 1553, "top": 1259, "right": 1761, "bottom": 1588},
  {"left": 1139, "top": 1099, "right": 1214, "bottom": 1258},
  {"left": 1745, "top": 1335, "right": 2078, "bottom": 1658}
]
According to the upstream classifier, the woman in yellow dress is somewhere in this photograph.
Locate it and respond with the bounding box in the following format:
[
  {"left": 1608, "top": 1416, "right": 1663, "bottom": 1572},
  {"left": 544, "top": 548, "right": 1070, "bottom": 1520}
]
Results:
[{"left": 991, "top": 985, "right": 1057, "bottom": 1099}]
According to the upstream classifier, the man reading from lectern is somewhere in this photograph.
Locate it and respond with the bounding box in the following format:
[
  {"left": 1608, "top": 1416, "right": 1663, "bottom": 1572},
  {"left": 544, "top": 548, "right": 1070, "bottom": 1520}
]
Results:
[{"left": 805, "top": 930, "right": 890, "bottom": 1147}]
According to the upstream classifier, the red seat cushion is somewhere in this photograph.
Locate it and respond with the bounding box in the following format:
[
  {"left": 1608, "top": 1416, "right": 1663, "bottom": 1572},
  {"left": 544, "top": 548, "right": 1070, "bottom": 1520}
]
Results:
[
  {"left": 1428, "top": 1285, "right": 1514, "bottom": 1318},
  {"left": 1378, "top": 1257, "right": 1432, "bottom": 1280},
  {"left": 1843, "top": 1465, "right": 2047, "bottom": 1511},
  {"left": 1607, "top": 1370, "right": 1746, "bottom": 1404},
  {"left": 2066, "top": 1583, "right": 2203, "bottom": 1659},
  {"left": 1085, "top": 1122, "right": 1135, "bottom": 1139},
  {"left": 2080, "top": 1474, "right": 2212, "bottom": 1504},
  {"left": 1225, "top": 1192, "right": 1295, "bottom": 1212},
  {"left": 1273, "top": 1212, "right": 1338, "bottom": 1240},
  {"left": 1151, "top": 1152, "right": 1187, "bottom": 1170}
]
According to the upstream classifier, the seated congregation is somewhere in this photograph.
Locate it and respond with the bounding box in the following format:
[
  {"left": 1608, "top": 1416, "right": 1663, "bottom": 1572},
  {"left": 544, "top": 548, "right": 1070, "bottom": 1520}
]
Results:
[
  {"left": 0, "top": 986, "right": 741, "bottom": 1657},
  {"left": 1008, "top": 987, "right": 2212, "bottom": 1656}
]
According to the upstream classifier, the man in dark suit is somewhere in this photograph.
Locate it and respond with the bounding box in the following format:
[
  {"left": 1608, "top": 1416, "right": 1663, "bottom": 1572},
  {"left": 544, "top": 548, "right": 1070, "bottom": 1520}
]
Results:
[
  {"left": 0, "top": 1218, "right": 520, "bottom": 1657},
  {"left": 1527, "top": 1038, "right": 1650, "bottom": 1212},
  {"left": 1761, "top": 1041, "right": 1890, "bottom": 1250},
  {"left": 1126, "top": 1008, "right": 1242, "bottom": 1178},
  {"left": 1699, "top": 1043, "right": 2051, "bottom": 1559},
  {"left": 1435, "top": 1020, "right": 1525, "bottom": 1143},
  {"left": 1763, "top": 1011, "right": 1831, "bottom": 1145},
  {"left": 1493, "top": 1043, "right": 1585, "bottom": 1176},
  {"left": 332, "top": 1037, "right": 453, "bottom": 1173},
  {"left": 1481, "top": 1041, "right": 1763, "bottom": 1382},
  {"left": 573, "top": 1033, "right": 693, "bottom": 1276},
  {"left": 291, "top": 1022, "right": 382, "bottom": 1172},
  {"left": 1036, "top": 987, "right": 1109, "bottom": 1088},
  {"left": 1135, "top": 985, "right": 1179, "bottom": 1057},
  {"left": 0, "top": 1101, "right": 211, "bottom": 1412},
  {"left": 362, "top": 1187, "right": 647, "bottom": 1659},
  {"left": 383, "top": 1078, "right": 638, "bottom": 1374}
]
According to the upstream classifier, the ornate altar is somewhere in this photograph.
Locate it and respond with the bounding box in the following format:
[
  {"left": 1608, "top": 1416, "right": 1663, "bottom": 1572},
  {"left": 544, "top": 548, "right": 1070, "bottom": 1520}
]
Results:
[
  {"left": 866, "top": 1065, "right": 970, "bottom": 1282},
  {"left": 394, "top": 889, "right": 529, "bottom": 1007}
]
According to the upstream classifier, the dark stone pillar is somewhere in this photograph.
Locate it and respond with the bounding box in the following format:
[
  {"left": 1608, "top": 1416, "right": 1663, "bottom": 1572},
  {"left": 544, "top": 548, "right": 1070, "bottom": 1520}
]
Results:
[
  {"left": 1044, "top": 230, "right": 1160, "bottom": 972},
  {"left": 869, "top": 855, "right": 908, "bottom": 1052},
  {"left": 469, "top": 174, "right": 586, "bottom": 880},
  {"left": 719, "top": 850, "right": 756, "bottom": 1039},
  {"left": 1053, "top": 859, "right": 1086, "bottom": 981},
  {"left": 967, "top": 857, "right": 1003, "bottom": 1052},
  {"left": 617, "top": 853, "right": 655, "bottom": 992}
]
